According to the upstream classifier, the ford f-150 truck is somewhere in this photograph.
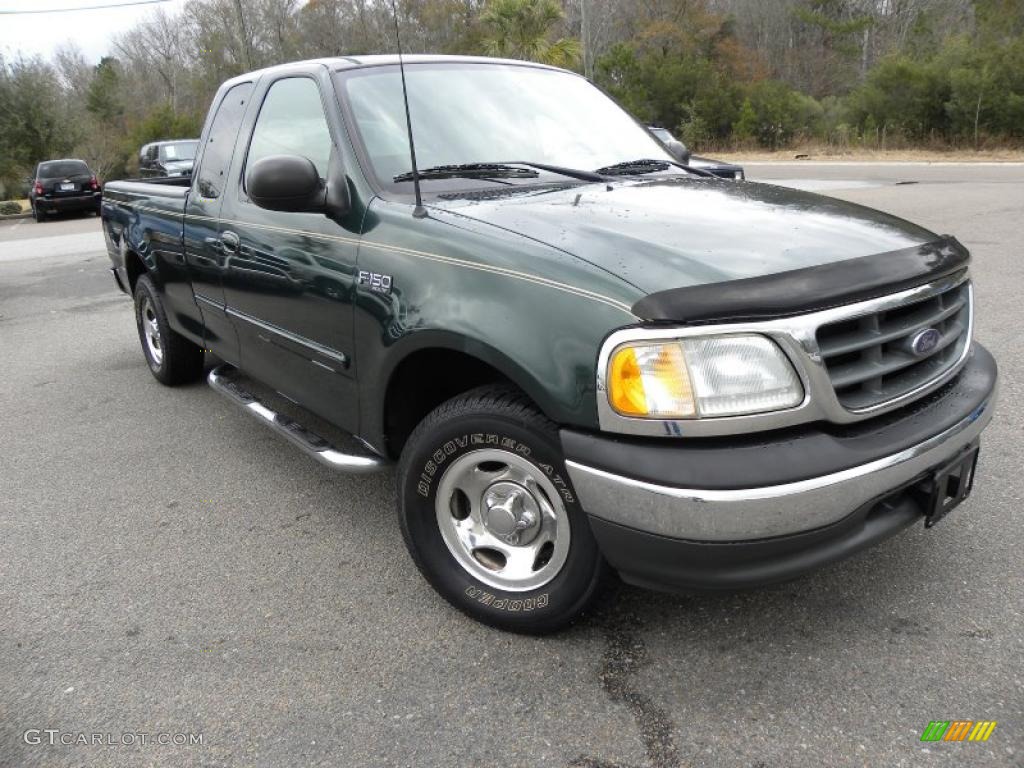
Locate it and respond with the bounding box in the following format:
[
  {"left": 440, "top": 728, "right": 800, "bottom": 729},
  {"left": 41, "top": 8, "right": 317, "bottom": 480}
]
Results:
[{"left": 102, "top": 55, "right": 998, "bottom": 633}]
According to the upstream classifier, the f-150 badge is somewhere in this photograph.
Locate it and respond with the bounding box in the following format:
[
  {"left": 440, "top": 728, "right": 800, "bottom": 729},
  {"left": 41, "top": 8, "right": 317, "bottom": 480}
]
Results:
[{"left": 358, "top": 270, "right": 393, "bottom": 295}]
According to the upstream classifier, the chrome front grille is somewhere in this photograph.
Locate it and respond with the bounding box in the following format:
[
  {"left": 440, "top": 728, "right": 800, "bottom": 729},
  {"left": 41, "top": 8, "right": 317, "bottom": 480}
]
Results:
[{"left": 816, "top": 279, "right": 972, "bottom": 410}]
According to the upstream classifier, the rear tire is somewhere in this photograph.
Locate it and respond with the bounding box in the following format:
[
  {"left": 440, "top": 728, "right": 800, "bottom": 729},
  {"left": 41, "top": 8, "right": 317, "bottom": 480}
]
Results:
[
  {"left": 32, "top": 204, "right": 45, "bottom": 222},
  {"left": 397, "top": 385, "right": 607, "bottom": 633},
  {"left": 133, "top": 274, "right": 205, "bottom": 385}
]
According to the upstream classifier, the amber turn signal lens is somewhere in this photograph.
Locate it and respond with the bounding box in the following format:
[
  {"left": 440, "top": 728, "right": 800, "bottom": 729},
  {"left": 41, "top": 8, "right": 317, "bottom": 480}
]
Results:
[
  {"left": 607, "top": 343, "right": 696, "bottom": 417},
  {"left": 609, "top": 346, "right": 646, "bottom": 415}
]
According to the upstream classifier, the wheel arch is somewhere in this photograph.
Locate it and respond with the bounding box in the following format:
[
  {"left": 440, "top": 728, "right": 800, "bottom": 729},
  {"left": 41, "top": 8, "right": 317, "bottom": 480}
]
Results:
[
  {"left": 123, "top": 248, "right": 148, "bottom": 292},
  {"left": 371, "top": 331, "right": 561, "bottom": 460}
]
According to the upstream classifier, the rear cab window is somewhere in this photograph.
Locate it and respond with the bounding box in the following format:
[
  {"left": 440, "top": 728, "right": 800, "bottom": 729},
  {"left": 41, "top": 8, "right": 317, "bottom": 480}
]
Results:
[{"left": 194, "top": 82, "right": 254, "bottom": 199}]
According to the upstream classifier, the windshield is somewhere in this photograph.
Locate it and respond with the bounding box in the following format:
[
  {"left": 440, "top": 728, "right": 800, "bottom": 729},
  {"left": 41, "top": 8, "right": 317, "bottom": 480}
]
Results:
[
  {"left": 38, "top": 160, "right": 89, "bottom": 178},
  {"left": 160, "top": 141, "right": 198, "bottom": 161},
  {"left": 337, "top": 63, "right": 674, "bottom": 190}
]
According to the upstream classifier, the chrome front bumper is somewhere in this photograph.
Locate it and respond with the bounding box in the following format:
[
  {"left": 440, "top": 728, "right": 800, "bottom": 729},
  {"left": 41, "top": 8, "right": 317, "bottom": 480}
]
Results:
[{"left": 566, "top": 384, "right": 996, "bottom": 543}]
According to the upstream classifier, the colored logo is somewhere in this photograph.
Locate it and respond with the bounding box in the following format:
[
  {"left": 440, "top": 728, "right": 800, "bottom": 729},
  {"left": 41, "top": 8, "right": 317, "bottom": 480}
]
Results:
[
  {"left": 909, "top": 327, "right": 941, "bottom": 357},
  {"left": 920, "top": 721, "right": 997, "bottom": 742}
]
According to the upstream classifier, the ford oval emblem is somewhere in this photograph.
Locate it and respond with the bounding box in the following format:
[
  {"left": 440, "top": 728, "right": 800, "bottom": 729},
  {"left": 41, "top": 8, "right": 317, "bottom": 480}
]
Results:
[{"left": 910, "top": 328, "right": 941, "bottom": 357}]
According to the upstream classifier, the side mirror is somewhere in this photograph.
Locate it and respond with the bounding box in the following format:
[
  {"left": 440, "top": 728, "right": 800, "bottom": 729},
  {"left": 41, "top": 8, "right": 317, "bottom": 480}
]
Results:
[
  {"left": 247, "top": 153, "right": 350, "bottom": 219},
  {"left": 665, "top": 139, "right": 691, "bottom": 165},
  {"left": 247, "top": 154, "right": 327, "bottom": 213}
]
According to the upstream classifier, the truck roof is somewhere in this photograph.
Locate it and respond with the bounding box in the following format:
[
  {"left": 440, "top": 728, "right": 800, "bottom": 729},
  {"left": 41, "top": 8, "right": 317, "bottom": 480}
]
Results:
[{"left": 219, "top": 54, "right": 563, "bottom": 89}]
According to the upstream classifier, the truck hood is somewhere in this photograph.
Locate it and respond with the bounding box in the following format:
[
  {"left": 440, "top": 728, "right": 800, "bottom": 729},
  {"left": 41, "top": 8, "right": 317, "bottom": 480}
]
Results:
[{"left": 432, "top": 178, "right": 940, "bottom": 299}]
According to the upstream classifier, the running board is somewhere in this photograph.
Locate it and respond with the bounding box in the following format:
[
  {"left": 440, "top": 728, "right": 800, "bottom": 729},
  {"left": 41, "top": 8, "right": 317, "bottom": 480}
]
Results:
[{"left": 207, "top": 364, "right": 387, "bottom": 474}]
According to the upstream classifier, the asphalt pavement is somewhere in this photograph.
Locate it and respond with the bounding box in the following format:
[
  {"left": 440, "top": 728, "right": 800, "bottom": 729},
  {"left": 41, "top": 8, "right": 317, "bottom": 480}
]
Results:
[{"left": 1, "top": 166, "right": 1021, "bottom": 767}]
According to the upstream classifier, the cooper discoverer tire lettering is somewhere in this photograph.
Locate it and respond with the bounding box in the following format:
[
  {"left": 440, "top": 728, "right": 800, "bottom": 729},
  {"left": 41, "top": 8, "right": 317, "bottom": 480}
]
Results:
[{"left": 397, "top": 385, "right": 608, "bottom": 633}]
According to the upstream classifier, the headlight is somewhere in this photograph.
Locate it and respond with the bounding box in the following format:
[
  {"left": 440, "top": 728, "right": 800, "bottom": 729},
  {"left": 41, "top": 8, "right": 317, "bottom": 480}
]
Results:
[{"left": 607, "top": 334, "right": 802, "bottom": 419}]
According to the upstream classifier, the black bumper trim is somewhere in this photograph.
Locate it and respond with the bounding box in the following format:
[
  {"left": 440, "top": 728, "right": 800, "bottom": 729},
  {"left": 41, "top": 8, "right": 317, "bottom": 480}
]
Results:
[
  {"left": 563, "top": 343, "right": 996, "bottom": 491},
  {"left": 589, "top": 488, "right": 924, "bottom": 592},
  {"left": 39, "top": 194, "right": 101, "bottom": 212}
]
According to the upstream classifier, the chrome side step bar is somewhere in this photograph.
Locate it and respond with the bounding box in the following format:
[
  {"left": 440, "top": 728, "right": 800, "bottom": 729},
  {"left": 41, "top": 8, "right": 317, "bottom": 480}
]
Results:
[{"left": 207, "top": 364, "right": 387, "bottom": 474}]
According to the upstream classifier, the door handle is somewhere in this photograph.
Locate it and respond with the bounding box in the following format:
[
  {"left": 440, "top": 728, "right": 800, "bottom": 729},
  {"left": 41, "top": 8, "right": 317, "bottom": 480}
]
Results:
[{"left": 220, "top": 231, "right": 240, "bottom": 252}]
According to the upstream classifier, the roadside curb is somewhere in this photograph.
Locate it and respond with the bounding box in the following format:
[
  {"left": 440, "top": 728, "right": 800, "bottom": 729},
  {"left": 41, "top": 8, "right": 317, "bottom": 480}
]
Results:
[
  {"left": 739, "top": 160, "right": 1024, "bottom": 167},
  {"left": 0, "top": 212, "right": 31, "bottom": 220}
]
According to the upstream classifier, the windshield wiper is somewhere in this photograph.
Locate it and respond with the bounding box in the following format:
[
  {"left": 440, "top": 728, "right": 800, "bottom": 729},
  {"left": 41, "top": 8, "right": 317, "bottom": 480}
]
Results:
[
  {"left": 595, "top": 158, "right": 715, "bottom": 178},
  {"left": 393, "top": 163, "right": 539, "bottom": 182},
  {"left": 394, "top": 161, "right": 608, "bottom": 184},
  {"left": 501, "top": 161, "right": 609, "bottom": 182}
]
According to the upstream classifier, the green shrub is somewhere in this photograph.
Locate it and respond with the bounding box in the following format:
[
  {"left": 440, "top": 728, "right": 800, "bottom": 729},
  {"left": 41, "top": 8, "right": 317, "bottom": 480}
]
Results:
[
  {"left": 733, "top": 98, "right": 758, "bottom": 142},
  {"left": 741, "top": 80, "right": 823, "bottom": 149},
  {"left": 0, "top": 200, "right": 23, "bottom": 215},
  {"left": 844, "top": 55, "right": 949, "bottom": 141}
]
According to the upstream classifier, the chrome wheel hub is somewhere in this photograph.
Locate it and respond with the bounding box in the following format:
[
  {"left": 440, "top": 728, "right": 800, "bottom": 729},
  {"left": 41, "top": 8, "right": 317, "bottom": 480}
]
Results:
[
  {"left": 482, "top": 481, "right": 541, "bottom": 545},
  {"left": 435, "top": 448, "right": 570, "bottom": 592},
  {"left": 140, "top": 296, "right": 163, "bottom": 365}
]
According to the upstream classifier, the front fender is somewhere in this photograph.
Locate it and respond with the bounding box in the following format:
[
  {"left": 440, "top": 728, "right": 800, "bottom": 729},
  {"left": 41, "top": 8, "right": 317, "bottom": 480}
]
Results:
[
  {"left": 352, "top": 198, "right": 643, "bottom": 452},
  {"left": 364, "top": 329, "right": 560, "bottom": 443}
]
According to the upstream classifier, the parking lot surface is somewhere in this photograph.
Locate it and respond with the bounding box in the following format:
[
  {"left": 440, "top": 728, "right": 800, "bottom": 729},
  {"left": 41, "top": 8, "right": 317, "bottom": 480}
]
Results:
[{"left": 1, "top": 165, "right": 1021, "bottom": 767}]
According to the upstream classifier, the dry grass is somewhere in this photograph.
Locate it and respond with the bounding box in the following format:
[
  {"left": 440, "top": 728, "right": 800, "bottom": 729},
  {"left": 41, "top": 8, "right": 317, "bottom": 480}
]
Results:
[{"left": 709, "top": 147, "right": 1024, "bottom": 163}]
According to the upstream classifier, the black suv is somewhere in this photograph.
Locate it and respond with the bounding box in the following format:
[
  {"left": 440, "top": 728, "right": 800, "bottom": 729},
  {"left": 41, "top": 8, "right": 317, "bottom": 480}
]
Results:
[{"left": 29, "top": 159, "right": 102, "bottom": 222}]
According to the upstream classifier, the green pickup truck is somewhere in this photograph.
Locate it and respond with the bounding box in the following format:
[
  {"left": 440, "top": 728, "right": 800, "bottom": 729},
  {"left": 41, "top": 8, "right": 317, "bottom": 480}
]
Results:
[{"left": 102, "top": 55, "right": 998, "bottom": 633}]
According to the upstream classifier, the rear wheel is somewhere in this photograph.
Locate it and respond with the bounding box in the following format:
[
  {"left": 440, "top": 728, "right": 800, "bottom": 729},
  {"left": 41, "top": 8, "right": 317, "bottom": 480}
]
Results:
[
  {"left": 398, "top": 385, "right": 607, "bottom": 633},
  {"left": 32, "top": 203, "right": 45, "bottom": 222},
  {"left": 133, "top": 274, "right": 205, "bottom": 385}
]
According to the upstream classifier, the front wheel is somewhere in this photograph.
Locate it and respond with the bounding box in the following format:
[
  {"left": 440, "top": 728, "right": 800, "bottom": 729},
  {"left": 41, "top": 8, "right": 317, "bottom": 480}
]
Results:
[{"left": 397, "top": 385, "right": 607, "bottom": 633}]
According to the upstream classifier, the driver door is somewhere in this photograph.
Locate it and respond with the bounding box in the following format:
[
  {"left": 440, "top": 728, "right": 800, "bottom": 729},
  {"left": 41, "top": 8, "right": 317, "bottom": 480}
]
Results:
[{"left": 218, "top": 72, "right": 361, "bottom": 434}]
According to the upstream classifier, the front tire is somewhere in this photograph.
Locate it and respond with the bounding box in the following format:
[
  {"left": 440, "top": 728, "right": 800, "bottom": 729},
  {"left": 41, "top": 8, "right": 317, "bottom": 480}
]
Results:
[
  {"left": 133, "top": 274, "right": 205, "bottom": 385},
  {"left": 397, "top": 385, "right": 607, "bottom": 633}
]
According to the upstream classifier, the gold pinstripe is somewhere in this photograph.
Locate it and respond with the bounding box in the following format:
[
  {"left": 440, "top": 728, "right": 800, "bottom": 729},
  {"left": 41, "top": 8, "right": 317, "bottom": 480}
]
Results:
[{"left": 120, "top": 203, "right": 636, "bottom": 315}]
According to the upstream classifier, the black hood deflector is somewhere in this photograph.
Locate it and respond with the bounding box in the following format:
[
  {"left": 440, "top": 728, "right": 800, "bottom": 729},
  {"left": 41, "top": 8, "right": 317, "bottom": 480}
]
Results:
[{"left": 631, "top": 237, "right": 970, "bottom": 324}]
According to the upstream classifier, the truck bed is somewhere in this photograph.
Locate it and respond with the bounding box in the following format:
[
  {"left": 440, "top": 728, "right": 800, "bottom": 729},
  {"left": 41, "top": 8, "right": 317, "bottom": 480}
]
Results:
[{"left": 101, "top": 177, "right": 191, "bottom": 297}]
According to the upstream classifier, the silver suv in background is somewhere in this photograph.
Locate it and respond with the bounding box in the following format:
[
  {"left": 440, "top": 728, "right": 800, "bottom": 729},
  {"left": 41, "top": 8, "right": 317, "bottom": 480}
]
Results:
[
  {"left": 648, "top": 126, "right": 745, "bottom": 180},
  {"left": 139, "top": 139, "right": 199, "bottom": 177}
]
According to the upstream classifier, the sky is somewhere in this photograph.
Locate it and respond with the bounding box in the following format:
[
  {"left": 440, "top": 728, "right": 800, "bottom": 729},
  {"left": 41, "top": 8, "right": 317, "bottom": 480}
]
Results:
[{"left": 0, "top": 0, "right": 189, "bottom": 64}]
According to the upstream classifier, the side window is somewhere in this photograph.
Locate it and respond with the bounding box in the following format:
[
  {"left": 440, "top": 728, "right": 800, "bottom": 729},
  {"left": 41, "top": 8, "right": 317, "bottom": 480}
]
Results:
[
  {"left": 195, "top": 81, "right": 253, "bottom": 198},
  {"left": 246, "top": 78, "right": 333, "bottom": 184}
]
